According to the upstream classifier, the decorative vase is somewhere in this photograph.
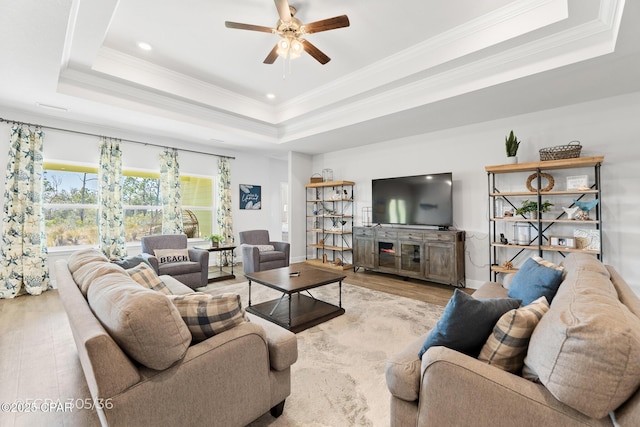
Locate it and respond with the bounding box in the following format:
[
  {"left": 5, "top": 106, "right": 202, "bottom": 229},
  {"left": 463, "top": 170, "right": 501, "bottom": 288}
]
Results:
[
  {"left": 513, "top": 223, "right": 531, "bottom": 245},
  {"left": 506, "top": 156, "right": 518, "bottom": 164}
]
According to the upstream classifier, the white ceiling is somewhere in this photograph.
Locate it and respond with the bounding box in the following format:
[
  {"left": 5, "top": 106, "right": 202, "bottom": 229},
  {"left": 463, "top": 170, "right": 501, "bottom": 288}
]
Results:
[{"left": 1, "top": 0, "right": 639, "bottom": 158}]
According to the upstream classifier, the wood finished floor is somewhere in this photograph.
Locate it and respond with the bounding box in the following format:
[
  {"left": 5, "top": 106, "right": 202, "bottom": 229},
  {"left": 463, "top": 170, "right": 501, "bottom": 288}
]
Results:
[{"left": 0, "top": 262, "right": 469, "bottom": 426}]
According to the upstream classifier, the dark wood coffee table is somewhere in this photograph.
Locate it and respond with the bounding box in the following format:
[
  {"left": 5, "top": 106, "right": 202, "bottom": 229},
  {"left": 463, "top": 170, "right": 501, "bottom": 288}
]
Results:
[{"left": 245, "top": 265, "right": 346, "bottom": 333}]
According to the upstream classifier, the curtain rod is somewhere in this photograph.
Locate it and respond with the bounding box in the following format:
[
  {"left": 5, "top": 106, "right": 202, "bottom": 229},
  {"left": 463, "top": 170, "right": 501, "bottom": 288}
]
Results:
[{"left": 0, "top": 117, "right": 235, "bottom": 160}]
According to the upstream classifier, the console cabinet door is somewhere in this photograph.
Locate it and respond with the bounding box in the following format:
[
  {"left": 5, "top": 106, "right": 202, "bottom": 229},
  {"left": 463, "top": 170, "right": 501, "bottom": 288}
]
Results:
[
  {"left": 425, "top": 242, "right": 456, "bottom": 284},
  {"left": 398, "top": 231, "right": 424, "bottom": 278},
  {"left": 376, "top": 239, "right": 398, "bottom": 273},
  {"left": 353, "top": 228, "right": 375, "bottom": 269}
]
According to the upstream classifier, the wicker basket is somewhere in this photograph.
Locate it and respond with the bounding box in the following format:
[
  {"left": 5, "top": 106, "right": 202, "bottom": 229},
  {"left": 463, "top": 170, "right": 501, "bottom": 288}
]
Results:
[
  {"left": 309, "top": 173, "right": 323, "bottom": 183},
  {"left": 539, "top": 141, "right": 582, "bottom": 161}
]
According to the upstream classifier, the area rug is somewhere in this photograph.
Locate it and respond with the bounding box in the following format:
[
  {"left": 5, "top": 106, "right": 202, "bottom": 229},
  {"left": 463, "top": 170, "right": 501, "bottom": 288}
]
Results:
[{"left": 199, "top": 281, "right": 444, "bottom": 426}]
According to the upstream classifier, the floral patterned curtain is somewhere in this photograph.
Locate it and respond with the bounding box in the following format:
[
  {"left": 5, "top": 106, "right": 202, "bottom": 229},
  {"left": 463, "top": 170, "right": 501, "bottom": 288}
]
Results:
[
  {"left": 98, "top": 138, "right": 127, "bottom": 259},
  {"left": 217, "top": 157, "right": 234, "bottom": 244},
  {"left": 0, "top": 126, "right": 50, "bottom": 298},
  {"left": 160, "top": 149, "right": 183, "bottom": 234}
]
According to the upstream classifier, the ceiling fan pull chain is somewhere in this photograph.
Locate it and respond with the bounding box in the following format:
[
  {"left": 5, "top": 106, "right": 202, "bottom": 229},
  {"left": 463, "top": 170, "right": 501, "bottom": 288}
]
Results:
[{"left": 282, "top": 55, "right": 287, "bottom": 79}]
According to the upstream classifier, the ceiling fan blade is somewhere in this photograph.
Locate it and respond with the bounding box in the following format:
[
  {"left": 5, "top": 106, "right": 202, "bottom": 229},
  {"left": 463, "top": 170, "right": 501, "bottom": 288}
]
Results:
[
  {"left": 302, "top": 40, "right": 331, "bottom": 64},
  {"left": 225, "top": 21, "right": 274, "bottom": 33},
  {"left": 263, "top": 44, "right": 280, "bottom": 64},
  {"left": 303, "top": 15, "right": 350, "bottom": 34},
  {"left": 274, "top": 0, "right": 292, "bottom": 23}
]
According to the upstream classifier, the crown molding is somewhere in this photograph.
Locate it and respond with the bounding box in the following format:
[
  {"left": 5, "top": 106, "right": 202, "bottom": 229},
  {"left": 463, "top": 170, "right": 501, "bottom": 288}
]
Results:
[
  {"left": 91, "top": 47, "right": 278, "bottom": 124},
  {"left": 57, "top": 67, "right": 279, "bottom": 143}
]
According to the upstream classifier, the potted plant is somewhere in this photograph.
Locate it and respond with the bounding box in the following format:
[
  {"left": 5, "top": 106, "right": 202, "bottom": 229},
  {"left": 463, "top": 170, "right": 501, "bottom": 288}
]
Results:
[
  {"left": 207, "top": 234, "right": 223, "bottom": 248},
  {"left": 505, "top": 130, "right": 521, "bottom": 163},
  {"left": 516, "top": 199, "right": 553, "bottom": 219}
]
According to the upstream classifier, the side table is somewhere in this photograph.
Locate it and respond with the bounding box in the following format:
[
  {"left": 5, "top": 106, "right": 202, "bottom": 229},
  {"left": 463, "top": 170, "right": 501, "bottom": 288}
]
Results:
[{"left": 195, "top": 245, "right": 236, "bottom": 282}]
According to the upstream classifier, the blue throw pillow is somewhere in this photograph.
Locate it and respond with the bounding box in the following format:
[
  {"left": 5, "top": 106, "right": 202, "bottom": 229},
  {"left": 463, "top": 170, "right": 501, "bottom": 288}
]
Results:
[
  {"left": 508, "top": 257, "right": 564, "bottom": 306},
  {"left": 418, "top": 289, "right": 521, "bottom": 359}
]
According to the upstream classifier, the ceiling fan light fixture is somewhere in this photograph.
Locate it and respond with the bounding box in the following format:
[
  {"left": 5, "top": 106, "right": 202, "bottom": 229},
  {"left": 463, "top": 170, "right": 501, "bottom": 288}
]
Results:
[
  {"left": 291, "top": 38, "right": 303, "bottom": 53},
  {"left": 277, "top": 36, "right": 302, "bottom": 59},
  {"left": 276, "top": 37, "right": 290, "bottom": 57},
  {"left": 278, "top": 38, "right": 290, "bottom": 50}
]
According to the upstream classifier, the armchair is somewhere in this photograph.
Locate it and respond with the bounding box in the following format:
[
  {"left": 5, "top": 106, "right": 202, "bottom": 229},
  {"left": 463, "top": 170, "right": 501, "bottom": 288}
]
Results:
[
  {"left": 141, "top": 234, "right": 209, "bottom": 289},
  {"left": 239, "top": 230, "right": 290, "bottom": 274}
]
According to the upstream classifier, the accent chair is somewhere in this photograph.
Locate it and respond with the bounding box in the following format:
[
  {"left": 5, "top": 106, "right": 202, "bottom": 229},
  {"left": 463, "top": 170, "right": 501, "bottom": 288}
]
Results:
[
  {"left": 141, "top": 234, "right": 209, "bottom": 289},
  {"left": 239, "top": 230, "right": 290, "bottom": 274}
]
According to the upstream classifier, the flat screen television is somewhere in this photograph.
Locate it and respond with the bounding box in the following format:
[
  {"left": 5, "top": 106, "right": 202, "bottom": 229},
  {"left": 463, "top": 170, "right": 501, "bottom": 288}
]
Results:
[{"left": 372, "top": 172, "right": 453, "bottom": 227}]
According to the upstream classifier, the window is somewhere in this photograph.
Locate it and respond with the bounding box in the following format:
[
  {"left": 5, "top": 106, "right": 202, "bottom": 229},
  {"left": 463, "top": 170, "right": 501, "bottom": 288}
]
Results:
[{"left": 43, "top": 163, "right": 214, "bottom": 248}]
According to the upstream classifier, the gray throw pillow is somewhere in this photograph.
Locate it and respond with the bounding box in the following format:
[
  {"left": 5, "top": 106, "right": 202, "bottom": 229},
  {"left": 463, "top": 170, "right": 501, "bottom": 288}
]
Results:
[{"left": 112, "top": 254, "right": 152, "bottom": 270}]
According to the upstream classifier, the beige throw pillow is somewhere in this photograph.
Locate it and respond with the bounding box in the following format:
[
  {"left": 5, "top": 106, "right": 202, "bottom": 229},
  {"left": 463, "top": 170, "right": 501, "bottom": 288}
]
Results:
[
  {"left": 154, "top": 248, "right": 190, "bottom": 265},
  {"left": 87, "top": 273, "right": 191, "bottom": 370},
  {"left": 127, "top": 262, "right": 172, "bottom": 295},
  {"left": 478, "top": 296, "right": 549, "bottom": 373}
]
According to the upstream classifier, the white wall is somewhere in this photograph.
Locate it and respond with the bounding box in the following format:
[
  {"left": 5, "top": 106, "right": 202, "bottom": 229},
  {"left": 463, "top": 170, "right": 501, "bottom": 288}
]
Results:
[
  {"left": 288, "top": 151, "right": 313, "bottom": 262},
  {"left": 232, "top": 153, "right": 288, "bottom": 243},
  {"left": 306, "top": 91, "right": 640, "bottom": 292}
]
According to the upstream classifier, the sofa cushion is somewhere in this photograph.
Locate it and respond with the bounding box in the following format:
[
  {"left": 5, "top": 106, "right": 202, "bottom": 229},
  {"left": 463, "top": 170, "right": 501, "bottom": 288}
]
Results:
[
  {"left": 259, "top": 251, "right": 286, "bottom": 262},
  {"left": 168, "top": 292, "right": 249, "bottom": 343},
  {"left": 523, "top": 257, "right": 640, "bottom": 419},
  {"left": 68, "top": 248, "right": 129, "bottom": 297},
  {"left": 154, "top": 248, "right": 190, "bottom": 265},
  {"left": 478, "top": 296, "right": 549, "bottom": 373},
  {"left": 127, "top": 262, "right": 172, "bottom": 295},
  {"left": 68, "top": 247, "right": 109, "bottom": 271},
  {"left": 256, "top": 244, "right": 275, "bottom": 252},
  {"left": 159, "top": 275, "right": 193, "bottom": 295},
  {"left": 508, "top": 257, "right": 563, "bottom": 305},
  {"left": 87, "top": 273, "right": 192, "bottom": 370},
  {"left": 418, "top": 289, "right": 521, "bottom": 359},
  {"left": 157, "top": 261, "right": 202, "bottom": 276}
]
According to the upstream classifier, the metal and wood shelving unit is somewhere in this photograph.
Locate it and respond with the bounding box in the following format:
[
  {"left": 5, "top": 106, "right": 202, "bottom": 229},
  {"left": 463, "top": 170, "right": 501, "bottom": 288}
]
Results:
[
  {"left": 305, "top": 180, "right": 354, "bottom": 270},
  {"left": 486, "top": 156, "right": 604, "bottom": 281}
]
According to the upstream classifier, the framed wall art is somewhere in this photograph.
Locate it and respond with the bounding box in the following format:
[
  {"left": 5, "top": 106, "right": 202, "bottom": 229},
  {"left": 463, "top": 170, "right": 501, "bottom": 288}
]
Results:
[
  {"left": 566, "top": 175, "right": 589, "bottom": 191},
  {"left": 240, "top": 184, "right": 261, "bottom": 210},
  {"left": 549, "top": 235, "right": 577, "bottom": 249},
  {"left": 574, "top": 228, "right": 600, "bottom": 251}
]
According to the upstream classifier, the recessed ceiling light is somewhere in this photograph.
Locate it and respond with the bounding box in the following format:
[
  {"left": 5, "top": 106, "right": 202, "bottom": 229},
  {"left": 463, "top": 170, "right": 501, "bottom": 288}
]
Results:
[
  {"left": 266, "top": 93, "right": 276, "bottom": 99},
  {"left": 137, "top": 42, "right": 152, "bottom": 51}
]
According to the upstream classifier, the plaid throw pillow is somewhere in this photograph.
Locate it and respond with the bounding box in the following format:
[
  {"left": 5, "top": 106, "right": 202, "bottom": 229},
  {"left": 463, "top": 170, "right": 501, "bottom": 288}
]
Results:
[
  {"left": 168, "top": 293, "right": 249, "bottom": 343},
  {"left": 478, "top": 296, "right": 550, "bottom": 373},
  {"left": 532, "top": 255, "right": 565, "bottom": 274},
  {"left": 127, "top": 262, "right": 172, "bottom": 295}
]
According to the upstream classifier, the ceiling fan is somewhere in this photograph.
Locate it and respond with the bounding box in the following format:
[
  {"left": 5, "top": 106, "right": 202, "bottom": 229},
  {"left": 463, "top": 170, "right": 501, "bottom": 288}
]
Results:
[{"left": 225, "top": 0, "right": 350, "bottom": 65}]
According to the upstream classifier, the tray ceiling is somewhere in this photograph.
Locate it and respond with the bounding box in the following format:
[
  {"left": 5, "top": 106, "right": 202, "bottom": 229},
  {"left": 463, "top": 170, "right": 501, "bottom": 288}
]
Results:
[{"left": 1, "top": 0, "right": 638, "bottom": 157}]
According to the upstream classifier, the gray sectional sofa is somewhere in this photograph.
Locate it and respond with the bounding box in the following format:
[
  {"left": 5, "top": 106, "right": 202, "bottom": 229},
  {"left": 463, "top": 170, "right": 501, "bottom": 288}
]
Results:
[
  {"left": 386, "top": 253, "right": 640, "bottom": 426},
  {"left": 56, "top": 248, "right": 297, "bottom": 427}
]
